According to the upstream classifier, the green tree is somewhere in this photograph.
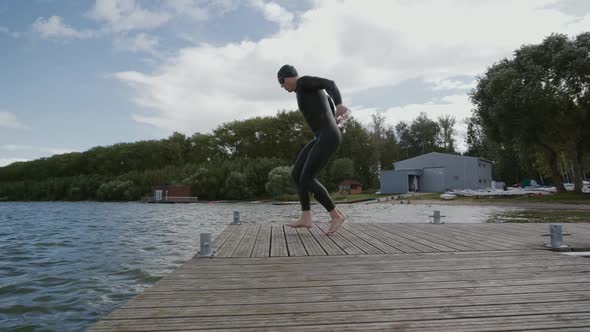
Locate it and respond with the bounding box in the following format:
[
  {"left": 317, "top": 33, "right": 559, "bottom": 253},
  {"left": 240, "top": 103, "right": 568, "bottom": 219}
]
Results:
[
  {"left": 336, "top": 118, "right": 379, "bottom": 189},
  {"left": 223, "top": 171, "right": 251, "bottom": 200},
  {"left": 437, "top": 115, "right": 456, "bottom": 152},
  {"left": 183, "top": 167, "right": 221, "bottom": 200},
  {"left": 244, "top": 158, "right": 287, "bottom": 197},
  {"left": 330, "top": 158, "right": 354, "bottom": 184},
  {"left": 369, "top": 114, "right": 399, "bottom": 171},
  {"left": 96, "top": 180, "right": 140, "bottom": 201},
  {"left": 469, "top": 34, "right": 590, "bottom": 192},
  {"left": 411, "top": 112, "right": 440, "bottom": 155},
  {"left": 265, "top": 166, "right": 295, "bottom": 197}
]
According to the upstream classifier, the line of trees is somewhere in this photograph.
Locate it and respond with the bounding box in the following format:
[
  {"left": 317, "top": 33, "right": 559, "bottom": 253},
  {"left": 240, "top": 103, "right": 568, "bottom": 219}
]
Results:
[{"left": 0, "top": 110, "right": 459, "bottom": 201}]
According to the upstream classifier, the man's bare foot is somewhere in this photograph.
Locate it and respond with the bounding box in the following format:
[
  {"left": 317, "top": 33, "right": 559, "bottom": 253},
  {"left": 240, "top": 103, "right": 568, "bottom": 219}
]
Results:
[
  {"left": 288, "top": 218, "right": 313, "bottom": 228},
  {"left": 326, "top": 214, "right": 346, "bottom": 235}
]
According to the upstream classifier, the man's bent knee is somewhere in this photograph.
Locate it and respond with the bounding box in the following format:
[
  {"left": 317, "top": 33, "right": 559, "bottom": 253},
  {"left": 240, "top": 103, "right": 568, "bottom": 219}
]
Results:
[
  {"left": 291, "top": 170, "right": 300, "bottom": 183},
  {"left": 299, "top": 176, "right": 314, "bottom": 191}
]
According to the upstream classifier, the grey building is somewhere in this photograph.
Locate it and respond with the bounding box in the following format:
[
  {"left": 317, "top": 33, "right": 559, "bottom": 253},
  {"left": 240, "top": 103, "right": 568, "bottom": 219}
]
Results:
[{"left": 380, "top": 152, "right": 493, "bottom": 194}]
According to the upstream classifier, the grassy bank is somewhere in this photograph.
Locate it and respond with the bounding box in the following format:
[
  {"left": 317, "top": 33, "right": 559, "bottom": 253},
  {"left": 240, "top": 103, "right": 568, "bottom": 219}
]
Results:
[
  {"left": 272, "top": 192, "right": 388, "bottom": 203},
  {"left": 487, "top": 209, "right": 590, "bottom": 223},
  {"left": 409, "top": 192, "right": 590, "bottom": 204}
]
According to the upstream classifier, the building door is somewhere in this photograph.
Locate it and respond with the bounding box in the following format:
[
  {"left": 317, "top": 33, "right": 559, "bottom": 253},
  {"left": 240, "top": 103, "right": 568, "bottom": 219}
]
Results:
[
  {"left": 408, "top": 175, "right": 420, "bottom": 192},
  {"left": 155, "top": 190, "right": 163, "bottom": 201}
]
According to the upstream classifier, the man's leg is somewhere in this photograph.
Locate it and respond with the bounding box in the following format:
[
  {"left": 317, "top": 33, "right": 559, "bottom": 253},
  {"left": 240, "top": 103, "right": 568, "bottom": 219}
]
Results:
[
  {"left": 298, "top": 136, "right": 346, "bottom": 234},
  {"left": 288, "top": 138, "right": 318, "bottom": 228}
]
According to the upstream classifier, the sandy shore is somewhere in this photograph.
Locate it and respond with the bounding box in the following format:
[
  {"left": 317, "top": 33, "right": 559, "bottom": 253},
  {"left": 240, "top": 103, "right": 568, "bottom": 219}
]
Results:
[{"left": 385, "top": 199, "right": 590, "bottom": 211}]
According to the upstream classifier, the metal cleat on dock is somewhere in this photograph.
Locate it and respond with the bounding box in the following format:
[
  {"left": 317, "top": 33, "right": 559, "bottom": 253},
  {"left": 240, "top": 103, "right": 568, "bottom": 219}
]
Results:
[
  {"left": 543, "top": 224, "right": 570, "bottom": 250},
  {"left": 429, "top": 210, "right": 445, "bottom": 224},
  {"left": 232, "top": 211, "right": 241, "bottom": 224},
  {"left": 197, "top": 233, "right": 215, "bottom": 257}
]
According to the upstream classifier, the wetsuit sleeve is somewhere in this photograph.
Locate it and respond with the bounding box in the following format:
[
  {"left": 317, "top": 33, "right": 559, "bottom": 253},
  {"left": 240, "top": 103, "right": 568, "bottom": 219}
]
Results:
[{"left": 298, "top": 76, "right": 343, "bottom": 105}]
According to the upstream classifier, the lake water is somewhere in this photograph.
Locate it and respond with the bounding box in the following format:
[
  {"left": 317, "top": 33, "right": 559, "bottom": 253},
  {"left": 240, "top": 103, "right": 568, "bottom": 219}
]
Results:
[{"left": 0, "top": 201, "right": 519, "bottom": 331}]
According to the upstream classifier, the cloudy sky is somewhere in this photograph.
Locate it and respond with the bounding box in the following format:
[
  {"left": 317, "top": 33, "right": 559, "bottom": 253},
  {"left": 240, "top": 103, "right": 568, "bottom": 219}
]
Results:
[{"left": 1, "top": 0, "right": 589, "bottom": 167}]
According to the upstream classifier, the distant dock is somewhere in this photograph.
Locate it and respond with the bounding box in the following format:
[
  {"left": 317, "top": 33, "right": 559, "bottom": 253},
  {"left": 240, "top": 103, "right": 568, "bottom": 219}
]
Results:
[
  {"left": 144, "top": 196, "right": 199, "bottom": 203},
  {"left": 89, "top": 222, "right": 590, "bottom": 331}
]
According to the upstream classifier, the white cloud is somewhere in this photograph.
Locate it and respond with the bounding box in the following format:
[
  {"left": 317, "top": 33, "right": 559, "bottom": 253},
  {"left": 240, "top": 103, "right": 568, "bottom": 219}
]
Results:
[
  {"left": 32, "top": 16, "right": 94, "bottom": 39},
  {"left": 114, "top": 0, "right": 588, "bottom": 142},
  {"left": 250, "top": 0, "right": 295, "bottom": 29},
  {"left": 566, "top": 11, "right": 590, "bottom": 31},
  {"left": 113, "top": 33, "right": 159, "bottom": 53},
  {"left": 89, "top": 0, "right": 241, "bottom": 31},
  {"left": 0, "top": 144, "right": 32, "bottom": 151},
  {"left": 0, "top": 144, "right": 77, "bottom": 167},
  {"left": 0, "top": 144, "right": 77, "bottom": 155},
  {"left": 0, "top": 112, "right": 26, "bottom": 129},
  {"left": 429, "top": 79, "right": 477, "bottom": 91},
  {"left": 165, "top": 0, "right": 209, "bottom": 21},
  {"left": 0, "top": 158, "right": 28, "bottom": 167},
  {"left": 89, "top": 0, "right": 171, "bottom": 32},
  {"left": 31, "top": 1, "right": 242, "bottom": 48},
  {"left": 42, "top": 147, "right": 78, "bottom": 155},
  {"left": 0, "top": 26, "right": 20, "bottom": 38}
]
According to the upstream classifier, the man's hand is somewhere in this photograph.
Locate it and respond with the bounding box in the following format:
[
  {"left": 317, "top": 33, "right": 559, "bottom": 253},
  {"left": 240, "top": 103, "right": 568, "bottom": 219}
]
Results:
[{"left": 335, "top": 104, "right": 350, "bottom": 125}]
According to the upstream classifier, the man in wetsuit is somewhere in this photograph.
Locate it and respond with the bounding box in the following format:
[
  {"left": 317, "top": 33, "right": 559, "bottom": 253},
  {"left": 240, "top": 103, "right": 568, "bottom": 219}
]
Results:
[{"left": 277, "top": 64, "right": 350, "bottom": 235}]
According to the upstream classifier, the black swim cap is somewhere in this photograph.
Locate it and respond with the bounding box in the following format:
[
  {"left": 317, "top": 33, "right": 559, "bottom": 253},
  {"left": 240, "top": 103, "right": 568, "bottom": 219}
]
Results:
[{"left": 277, "top": 64, "right": 298, "bottom": 79}]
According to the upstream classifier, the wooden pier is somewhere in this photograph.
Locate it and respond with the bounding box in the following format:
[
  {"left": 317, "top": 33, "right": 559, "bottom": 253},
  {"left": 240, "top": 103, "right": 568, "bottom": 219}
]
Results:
[{"left": 89, "top": 222, "right": 590, "bottom": 331}]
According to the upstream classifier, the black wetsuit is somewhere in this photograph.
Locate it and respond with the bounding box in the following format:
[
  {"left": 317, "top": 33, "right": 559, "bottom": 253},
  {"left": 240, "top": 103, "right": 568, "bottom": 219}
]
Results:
[{"left": 292, "top": 76, "right": 343, "bottom": 211}]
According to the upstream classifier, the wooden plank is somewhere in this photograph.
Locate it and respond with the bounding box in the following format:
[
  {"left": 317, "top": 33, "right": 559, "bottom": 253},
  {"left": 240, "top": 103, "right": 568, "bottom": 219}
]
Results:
[
  {"left": 340, "top": 224, "right": 402, "bottom": 254},
  {"left": 295, "top": 227, "right": 326, "bottom": 256},
  {"left": 232, "top": 224, "right": 261, "bottom": 257},
  {"left": 449, "top": 224, "right": 535, "bottom": 247},
  {"left": 392, "top": 224, "right": 480, "bottom": 251},
  {"left": 412, "top": 223, "right": 534, "bottom": 247},
  {"left": 177, "top": 249, "right": 566, "bottom": 267},
  {"left": 215, "top": 223, "right": 249, "bottom": 257},
  {"left": 211, "top": 224, "right": 237, "bottom": 251},
  {"left": 132, "top": 274, "right": 590, "bottom": 295},
  {"left": 168, "top": 260, "right": 590, "bottom": 281},
  {"left": 124, "top": 282, "right": 590, "bottom": 308},
  {"left": 430, "top": 227, "right": 525, "bottom": 250},
  {"left": 335, "top": 224, "right": 386, "bottom": 254},
  {"left": 398, "top": 223, "right": 505, "bottom": 250},
  {"left": 89, "top": 303, "right": 590, "bottom": 331},
  {"left": 171, "top": 252, "right": 590, "bottom": 273},
  {"left": 107, "top": 294, "right": 590, "bottom": 320},
  {"left": 346, "top": 223, "right": 422, "bottom": 253},
  {"left": 316, "top": 223, "right": 365, "bottom": 254},
  {"left": 405, "top": 224, "right": 509, "bottom": 250},
  {"left": 163, "top": 258, "right": 590, "bottom": 279},
  {"left": 307, "top": 223, "right": 346, "bottom": 255},
  {"left": 375, "top": 223, "right": 459, "bottom": 252},
  {"left": 170, "top": 257, "right": 589, "bottom": 277},
  {"left": 135, "top": 314, "right": 590, "bottom": 332},
  {"left": 251, "top": 224, "right": 271, "bottom": 257},
  {"left": 359, "top": 223, "right": 435, "bottom": 252},
  {"left": 270, "top": 224, "right": 288, "bottom": 257},
  {"left": 153, "top": 266, "right": 590, "bottom": 291},
  {"left": 283, "top": 225, "right": 308, "bottom": 256}
]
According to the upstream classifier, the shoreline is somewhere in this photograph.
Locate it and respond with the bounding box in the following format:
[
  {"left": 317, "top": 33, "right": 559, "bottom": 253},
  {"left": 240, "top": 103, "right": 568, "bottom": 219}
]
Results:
[
  {"left": 393, "top": 199, "right": 590, "bottom": 211},
  {"left": 2, "top": 197, "right": 590, "bottom": 212}
]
